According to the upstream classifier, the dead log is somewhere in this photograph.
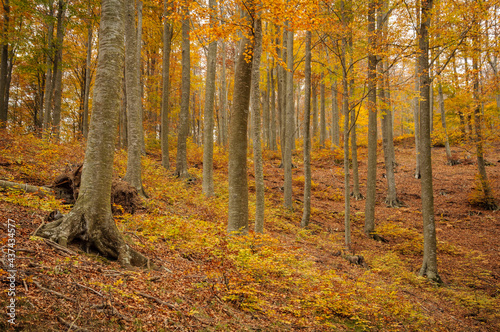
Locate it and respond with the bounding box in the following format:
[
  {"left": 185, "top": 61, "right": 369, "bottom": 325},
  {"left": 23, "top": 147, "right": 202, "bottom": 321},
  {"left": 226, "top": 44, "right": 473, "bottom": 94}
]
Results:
[{"left": 0, "top": 180, "right": 53, "bottom": 195}]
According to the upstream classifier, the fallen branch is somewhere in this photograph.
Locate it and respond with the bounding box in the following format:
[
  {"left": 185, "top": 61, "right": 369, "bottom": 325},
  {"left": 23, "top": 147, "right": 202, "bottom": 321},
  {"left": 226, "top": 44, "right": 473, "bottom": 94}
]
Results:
[
  {"left": 91, "top": 303, "right": 132, "bottom": 322},
  {"left": 44, "top": 239, "right": 77, "bottom": 256},
  {"left": 57, "top": 316, "right": 89, "bottom": 332},
  {"left": 136, "top": 292, "right": 177, "bottom": 310},
  {"left": 0, "top": 180, "right": 53, "bottom": 195},
  {"left": 33, "top": 280, "right": 75, "bottom": 303},
  {"left": 73, "top": 282, "right": 103, "bottom": 297}
]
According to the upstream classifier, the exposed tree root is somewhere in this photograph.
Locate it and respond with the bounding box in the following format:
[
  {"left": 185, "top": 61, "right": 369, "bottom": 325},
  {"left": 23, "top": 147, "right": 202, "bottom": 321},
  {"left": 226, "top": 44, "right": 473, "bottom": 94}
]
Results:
[
  {"left": 385, "top": 197, "right": 403, "bottom": 208},
  {"left": 36, "top": 209, "right": 148, "bottom": 268}
]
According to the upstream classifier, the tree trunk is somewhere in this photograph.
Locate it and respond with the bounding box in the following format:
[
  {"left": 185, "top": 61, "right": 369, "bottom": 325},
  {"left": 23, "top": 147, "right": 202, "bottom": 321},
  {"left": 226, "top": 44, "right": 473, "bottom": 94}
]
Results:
[
  {"left": 137, "top": 0, "right": 146, "bottom": 155},
  {"left": 42, "top": 0, "right": 55, "bottom": 134},
  {"left": 119, "top": 73, "right": 127, "bottom": 148},
  {"left": 320, "top": 74, "right": 326, "bottom": 147},
  {"left": 36, "top": 0, "right": 148, "bottom": 268},
  {"left": 227, "top": 5, "right": 253, "bottom": 235},
  {"left": 301, "top": 31, "right": 312, "bottom": 228},
  {"left": 219, "top": 40, "right": 228, "bottom": 147},
  {"left": 270, "top": 60, "right": 277, "bottom": 150},
  {"left": 472, "top": 27, "right": 497, "bottom": 210},
  {"left": 418, "top": 0, "right": 441, "bottom": 283},
  {"left": 364, "top": 0, "right": 377, "bottom": 236},
  {"left": 176, "top": 1, "right": 190, "bottom": 178},
  {"left": 331, "top": 80, "right": 340, "bottom": 147},
  {"left": 202, "top": 0, "right": 218, "bottom": 197},
  {"left": 161, "top": 0, "right": 173, "bottom": 169},
  {"left": 51, "top": 0, "right": 66, "bottom": 140},
  {"left": 124, "top": 0, "right": 146, "bottom": 196},
  {"left": 413, "top": 1, "right": 421, "bottom": 179},
  {"left": 251, "top": 14, "right": 264, "bottom": 232},
  {"left": 0, "top": 0, "right": 10, "bottom": 128},
  {"left": 341, "top": 0, "right": 351, "bottom": 251},
  {"left": 82, "top": 6, "right": 93, "bottom": 140},
  {"left": 283, "top": 20, "right": 294, "bottom": 210},
  {"left": 312, "top": 81, "right": 318, "bottom": 140}
]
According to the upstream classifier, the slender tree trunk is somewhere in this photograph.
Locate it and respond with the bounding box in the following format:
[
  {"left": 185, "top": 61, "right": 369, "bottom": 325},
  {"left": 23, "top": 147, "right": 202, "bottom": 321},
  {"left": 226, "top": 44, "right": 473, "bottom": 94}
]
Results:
[
  {"left": 472, "top": 27, "right": 497, "bottom": 210},
  {"left": 364, "top": 0, "right": 377, "bottom": 236},
  {"left": 262, "top": 55, "right": 270, "bottom": 148},
  {"left": 219, "top": 40, "right": 228, "bottom": 147},
  {"left": 176, "top": 2, "right": 190, "bottom": 178},
  {"left": 0, "top": 0, "right": 10, "bottom": 128},
  {"left": 136, "top": 0, "right": 146, "bottom": 155},
  {"left": 320, "top": 74, "right": 326, "bottom": 147},
  {"left": 251, "top": 14, "right": 264, "bottom": 232},
  {"left": 161, "top": 0, "right": 173, "bottom": 169},
  {"left": 51, "top": 0, "right": 66, "bottom": 140},
  {"left": 312, "top": 81, "right": 318, "bottom": 140},
  {"left": 227, "top": 6, "right": 253, "bottom": 235},
  {"left": 413, "top": 1, "right": 421, "bottom": 179},
  {"left": 331, "top": 80, "right": 340, "bottom": 147},
  {"left": 283, "top": 20, "right": 294, "bottom": 210},
  {"left": 82, "top": 6, "right": 93, "bottom": 140},
  {"left": 36, "top": 0, "right": 148, "bottom": 268},
  {"left": 120, "top": 74, "right": 127, "bottom": 148},
  {"left": 418, "top": 0, "right": 441, "bottom": 283},
  {"left": 349, "top": 22, "right": 361, "bottom": 200},
  {"left": 202, "top": 0, "right": 218, "bottom": 197},
  {"left": 341, "top": 0, "right": 351, "bottom": 251},
  {"left": 42, "top": 0, "right": 55, "bottom": 134},
  {"left": 124, "top": 0, "right": 146, "bottom": 196},
  {"left": 270, "top": 60, "right": 277, "bottom": 150},
  {"left": 301, "top": 31, "right": 312, "bottom": 228}
]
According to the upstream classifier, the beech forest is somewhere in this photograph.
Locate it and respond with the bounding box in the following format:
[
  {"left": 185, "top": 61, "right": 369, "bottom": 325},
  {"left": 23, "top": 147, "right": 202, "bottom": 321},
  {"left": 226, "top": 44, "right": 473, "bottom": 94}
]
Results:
[{"left": 0, "top": 0, "right": 499, "bottom": 330}]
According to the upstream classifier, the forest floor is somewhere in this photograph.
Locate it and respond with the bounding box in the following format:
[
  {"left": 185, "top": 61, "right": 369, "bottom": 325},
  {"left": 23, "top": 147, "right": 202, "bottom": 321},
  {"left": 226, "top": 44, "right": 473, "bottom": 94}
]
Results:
[{"left": 0, "top": 131, "right": 499, "bottom": 331}]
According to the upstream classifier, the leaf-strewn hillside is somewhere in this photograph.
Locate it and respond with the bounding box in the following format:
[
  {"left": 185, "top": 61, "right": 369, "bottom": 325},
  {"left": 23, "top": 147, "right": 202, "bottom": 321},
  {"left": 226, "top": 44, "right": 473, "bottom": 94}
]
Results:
[{"left": 1, "top": 131, "right": 499, "bottom": 331}]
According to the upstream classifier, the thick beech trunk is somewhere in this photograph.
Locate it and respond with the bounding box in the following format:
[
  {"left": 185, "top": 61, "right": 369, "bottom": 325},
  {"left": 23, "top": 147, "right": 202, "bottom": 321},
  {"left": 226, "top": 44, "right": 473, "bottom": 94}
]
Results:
[
  {"left": 283, "top": 21, "right": 294, "bottom": 210},
  {"left": 36, "top": 0, "right": 148, "bottom": 268},
  {"left": 227, "top": 6, "right": 253, "bottom": 235}
]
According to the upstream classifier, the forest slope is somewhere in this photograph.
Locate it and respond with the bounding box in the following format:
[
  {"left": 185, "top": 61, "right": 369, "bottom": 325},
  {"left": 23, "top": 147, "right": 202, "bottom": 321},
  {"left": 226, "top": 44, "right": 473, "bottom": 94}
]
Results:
[{"left": 0, "top": 131, "right": 499, "bottom": 331}]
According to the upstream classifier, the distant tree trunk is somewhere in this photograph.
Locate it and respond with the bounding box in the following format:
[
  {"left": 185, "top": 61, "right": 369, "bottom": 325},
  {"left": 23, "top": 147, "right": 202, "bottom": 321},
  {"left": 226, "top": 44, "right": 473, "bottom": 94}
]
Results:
[
  {"left": 364, "top": 0, "right": 377, "bottom": 236},
  {"left": 227, "top": 7, "right": 253, "bottom": 235},
  {"left": 262, "top": 53, "right": 270, "bottom": 148},
  {"left": 301, "top": 30, "right": 312, "bottom": 228},
  {"left": 36, "top": 0, "right": 148, "bottom": 268},
  {"left": 283, "top": 20, "right": 294, "bottom": 210},
  {"left": 176, "top": 2, "right": 190, "bottom": 178},
  {"left": 137, "top": 0, "right": 146, "bottom": 154},
  {"left": 124, "top": 0, "right": 146, "bottom": 196},
  {"left": 417, "top": 0, "right": 441, "bottom": 283},
  {"left": 120, "top": 75, "right": 127, "bottom": 148},
  {"left": 331, "top": 80, "right": 340, "bottom": 147},
  {"left": 320, "top": 74, "right": 326, "bottom": 147},
  {"left": 472, "top": 27, "right": 497, "bottom": 210},
  {"left": 202, "top": 0, "right": 218, "bottom": 197},
  {"left": 42, "top": 0, "right": 55, "bottom": 134},
  {"left": 51, "top": 0, "right": 66, "bottom": 140},
  {"left": 219, "top": 40, "right": 228, "bottom": 147},
  {"left": 270, "top": 60, "right": 277, "bottom": 150},
  {"left": 379, "top": 0, "right": 401, "bottom": 207},
  {"left": 349, "top": 21, "right": 361, "bottom": 200},
  {"left": 341, "top": 0, "right": 351, "bottom": 250},
  {"left": 312, "top": 81, "right": 318, "bottom": 140},
  {"left": 413, "top": 1, "right": 421, "bottom": 179},
  {"left": 436, "top": 54, "right": 451, "bottom": 159},
  {"left": 280, "top": 28, "right": 287, "bottom": 164},
  {"left": 251, "top": 14, "right": 264, "bottom": 232},
  {"left": 0, "top": 0, "right": 10, "bottom": 128},
  {"left": 82, "top": 6, "right": 93, "bottom": 140},
  {"left": 161, "top": 0, "right": 173, "bottom": 169}
]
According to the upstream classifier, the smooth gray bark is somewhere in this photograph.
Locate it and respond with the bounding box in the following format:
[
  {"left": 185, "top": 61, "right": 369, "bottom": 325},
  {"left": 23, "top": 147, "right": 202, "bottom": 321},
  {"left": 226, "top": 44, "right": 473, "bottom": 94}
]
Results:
[
  {"left": 283, "top": 22, "right": 294, "bottom": 210},
  {"left": 124, "top": 0, "right": 145, "bottom": 196},
  {"left": 82, "top": 6, "right": 93, "bottom": 140},
  {"left": 331, "top": 80, "right": 340, "bottom": 147},
  {"left": 176, "top": 2, "right": 190, "bottom": 178},
  {"left": 417, "top": 0, "right": 441, "bottom": 283},
  {"left": 161, "top": 0, "right": 173, "bottom": 169},
  {"left": 227, "top": 11, "right": 253, "bottom": 235},
  {"left": 36, "top": 0, "right": 148, "bottom": 268},
  {"left": 312, "top": 81, "right": 318, "bottom": 140},
  {"left": 202, "top": 0, "right": 218, "bottom": 197},
  {"left": 320, "top": 74, "right": 326, "bottom": 147},
  {"left": 270, "top": 60, "right": 277, "bottom": 150},
  {"left": 219, "top": 40, "right": 228, "bottom": 147},
  {"left": 364, "top": 0, "right": 377, "bottom": 236},
  {"left": 301, "top": 31, "right": 312, "bottom": 228},
  {"left": 413, "top": 2, "right": 421, "bottom": 179},
  {"left": 0, "top": 0, "right": 10, "bottom": 128},
  {"left": 42, "top": 0, "right": 55, "bottom": 133},
  {"left": 251, "top": 14, "right": 264, "bottom": 232},
  {"left": 51, "top": 0, "right": 66, "bottom": 140}
]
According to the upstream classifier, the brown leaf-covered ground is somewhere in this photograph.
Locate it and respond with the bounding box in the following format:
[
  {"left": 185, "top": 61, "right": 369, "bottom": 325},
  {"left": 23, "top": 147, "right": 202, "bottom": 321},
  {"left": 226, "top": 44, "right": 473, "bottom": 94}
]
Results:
[{"left": 0, "top": 132, "right": 499, "bottom": 331}]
